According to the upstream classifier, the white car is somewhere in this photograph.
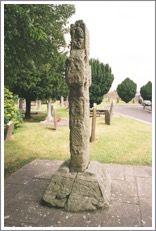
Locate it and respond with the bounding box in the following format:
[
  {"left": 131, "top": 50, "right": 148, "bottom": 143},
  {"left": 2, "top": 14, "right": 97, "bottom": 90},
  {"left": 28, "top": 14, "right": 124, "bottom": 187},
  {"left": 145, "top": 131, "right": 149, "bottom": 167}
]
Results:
[{"left": 143, "top": 100, "right": 152, "bottom": 106}]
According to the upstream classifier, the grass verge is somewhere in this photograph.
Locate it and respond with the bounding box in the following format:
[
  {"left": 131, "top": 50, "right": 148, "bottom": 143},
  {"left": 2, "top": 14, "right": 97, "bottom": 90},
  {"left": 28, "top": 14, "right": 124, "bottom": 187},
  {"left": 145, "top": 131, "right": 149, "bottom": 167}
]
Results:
[{"left": 4, "top": 104, "right": 152, "bottom": 178}]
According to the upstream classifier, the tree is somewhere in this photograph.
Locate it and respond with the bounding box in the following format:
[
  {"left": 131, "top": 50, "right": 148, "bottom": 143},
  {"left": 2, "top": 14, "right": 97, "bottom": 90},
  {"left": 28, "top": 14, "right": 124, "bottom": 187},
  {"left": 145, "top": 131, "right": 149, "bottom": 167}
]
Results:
[
  {"left": 89, "top": 59, "right": 114, "bottom": 108},
  {"left": 140, "top": 81, "right": 152, "bottom": 101},
  {"left": 4, "top": 4, "right": 75, "bottom": 118},
  {"left": 117, "top": 77, "right": 137, "bottom": 103}
]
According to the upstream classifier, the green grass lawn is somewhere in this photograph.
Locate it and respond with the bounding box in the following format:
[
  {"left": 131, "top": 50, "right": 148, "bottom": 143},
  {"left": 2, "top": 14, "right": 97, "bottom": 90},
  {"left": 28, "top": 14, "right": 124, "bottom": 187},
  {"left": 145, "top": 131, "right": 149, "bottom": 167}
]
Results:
[{"left": 4, "top": 102, "right": 152, "bottom": 178}]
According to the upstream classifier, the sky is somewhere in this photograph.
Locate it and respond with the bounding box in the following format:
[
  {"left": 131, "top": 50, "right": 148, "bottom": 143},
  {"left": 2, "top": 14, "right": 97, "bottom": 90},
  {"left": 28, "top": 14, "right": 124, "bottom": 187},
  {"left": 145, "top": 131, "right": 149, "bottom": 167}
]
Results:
[{"left": 63, "top": 1, "right": 155, "bottom": 92}]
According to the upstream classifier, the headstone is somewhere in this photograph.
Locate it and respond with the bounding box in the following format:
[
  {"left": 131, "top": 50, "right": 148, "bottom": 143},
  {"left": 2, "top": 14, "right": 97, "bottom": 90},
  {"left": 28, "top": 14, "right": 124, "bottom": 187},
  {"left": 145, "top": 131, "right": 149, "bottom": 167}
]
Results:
[
  {"left": 90, "top": 103, "right": 96, "bottom": 142},
  {"left": 19, "top": 98, "right": 23, "bottom": 110},
  {"left": 105, "top": 110, "right": 111, "bottom": 125},
  {"left": 46, "top": 98, "right": 53, "bottom": 122},
  {"left": 110, "top": 100, "right": 114, "bottom": 118},
  {"left": 36, "top": 100, "right": 42, "bottom": 110},
  {"left": 42, "top": 20, "right": 111, "bottom": 212},
  {"left": 60, "top": 96, "right": 64, "bottom": 107},
  {"left": 65, "top": 96, "right": 69, "bottom": 110},
  {"left": 5, "top": 121, "right": 14, "bottom": 141},
  {"left": 53, "top": 105, "right": 57, "bottom": 130}
]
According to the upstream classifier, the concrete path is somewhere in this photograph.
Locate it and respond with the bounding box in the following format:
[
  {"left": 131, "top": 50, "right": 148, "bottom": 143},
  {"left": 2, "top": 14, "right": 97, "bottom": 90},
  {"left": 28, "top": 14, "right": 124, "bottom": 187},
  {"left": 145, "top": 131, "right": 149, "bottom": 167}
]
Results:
[
  {"left": 3, "top": 160, "right": 152, "bottom": 228},
  {"left": 114, "top": 105, "right": 152, "bottom": 124}
]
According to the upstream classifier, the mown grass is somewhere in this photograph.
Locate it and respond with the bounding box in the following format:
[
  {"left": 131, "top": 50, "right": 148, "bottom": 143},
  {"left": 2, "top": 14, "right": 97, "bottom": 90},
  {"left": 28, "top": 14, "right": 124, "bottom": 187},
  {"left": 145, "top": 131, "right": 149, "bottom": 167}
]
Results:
[{"left": 4, "top": 102, "right": 152, "bottom": 178}]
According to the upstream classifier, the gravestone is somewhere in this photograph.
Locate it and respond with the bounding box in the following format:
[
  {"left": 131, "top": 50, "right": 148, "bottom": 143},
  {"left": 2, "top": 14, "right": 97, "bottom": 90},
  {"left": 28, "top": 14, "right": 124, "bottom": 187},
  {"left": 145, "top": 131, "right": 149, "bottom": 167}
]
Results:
[
  {"left": 105, "top": 110, "right": 111, "bottom": 125},
  {"left": 5, "top": 121, "right": 14, "bottom": 141},
  {"left": 41, "top": 97, "right": 53, "bottom": 124},
  {"left": 36, "top": 100, "right": 42, "bottom": 110},
  {"left": 42, "top": 20, "right": 111, "bottom": 212},
  {"left": 53, "top": 105, "right": 57, "bottom": 130},
  {"left": 105, "top": 101, "right": 114, "bottom": 125},
  {"left": 110, "top": 100, "right": 114, "bottom": 118},
  {"left": 46, "top": 98, "right": 53, "bottom": 122},
  {"left": 90, "top": 103, "right": 97, "bottom": 142},
  {"left": 60, "top": 96, "right": 64, "bottom": 107},
  {"left": 65, "top": 96, "right": 69, "bottom": 110},
  {"left": 18, "top": 98, "right": 23, "bottom": 110}
]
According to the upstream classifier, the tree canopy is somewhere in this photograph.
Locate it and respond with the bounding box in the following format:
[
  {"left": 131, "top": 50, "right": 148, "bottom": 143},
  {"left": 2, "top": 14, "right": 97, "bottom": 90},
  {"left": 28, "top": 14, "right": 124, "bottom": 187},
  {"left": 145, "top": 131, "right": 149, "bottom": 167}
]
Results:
[
  {"left": 140, "top": 81, "right": 152, "bottom": 102},
  {"left": 117, "top": 77, "right": 137, "bottom": 103},
  {"left": 89, "top": 58, "right": 114, "bottom": 108},
  {"left": 4, "top": 4, "right": 75, "bottom": 117}
]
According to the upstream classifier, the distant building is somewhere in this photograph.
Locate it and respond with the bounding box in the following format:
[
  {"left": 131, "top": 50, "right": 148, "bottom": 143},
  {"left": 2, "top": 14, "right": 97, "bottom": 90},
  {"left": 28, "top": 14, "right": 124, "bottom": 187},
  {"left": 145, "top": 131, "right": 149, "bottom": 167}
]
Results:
[
  {"left": 135, "top": 92, "right": 141, "bottom": 102},
  {"left": 104, "top": 91, "right": 119, "bottom": 99}
]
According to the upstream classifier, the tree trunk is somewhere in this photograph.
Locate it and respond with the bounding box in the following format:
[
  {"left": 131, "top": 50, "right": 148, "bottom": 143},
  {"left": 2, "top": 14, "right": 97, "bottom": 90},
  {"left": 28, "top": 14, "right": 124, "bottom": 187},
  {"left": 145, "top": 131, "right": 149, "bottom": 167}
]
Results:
[{"left": 25, "top": 98, "right": 31, "bottom": 119}]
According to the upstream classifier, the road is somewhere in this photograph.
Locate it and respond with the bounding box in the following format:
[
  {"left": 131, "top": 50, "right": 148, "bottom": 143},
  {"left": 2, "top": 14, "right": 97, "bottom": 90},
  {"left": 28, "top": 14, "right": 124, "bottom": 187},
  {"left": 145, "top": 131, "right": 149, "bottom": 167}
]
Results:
[{"left": 113, "top": 105, "right": 152, "bottom": 124}]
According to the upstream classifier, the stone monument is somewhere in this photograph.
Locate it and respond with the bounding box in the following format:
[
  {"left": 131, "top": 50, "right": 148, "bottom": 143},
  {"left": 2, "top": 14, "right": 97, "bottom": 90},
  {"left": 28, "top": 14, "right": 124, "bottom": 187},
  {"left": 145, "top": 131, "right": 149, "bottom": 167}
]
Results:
[
  {"left": 65, "top": 20, "right": 91, "bottom": 172},
  {"left": 42, "top": 20, "right": 111, "bottom": 212}
]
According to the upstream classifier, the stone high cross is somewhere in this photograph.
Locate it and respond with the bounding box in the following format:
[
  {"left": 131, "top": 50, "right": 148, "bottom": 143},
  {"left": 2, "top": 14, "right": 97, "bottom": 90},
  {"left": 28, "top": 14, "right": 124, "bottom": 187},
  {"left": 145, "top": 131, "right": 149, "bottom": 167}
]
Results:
[
  {"left": 65, "top": 20, "right": 91, "bottom": 172},
  {"left": 42, "top": 20, "right": 111, "bottom": 212}
]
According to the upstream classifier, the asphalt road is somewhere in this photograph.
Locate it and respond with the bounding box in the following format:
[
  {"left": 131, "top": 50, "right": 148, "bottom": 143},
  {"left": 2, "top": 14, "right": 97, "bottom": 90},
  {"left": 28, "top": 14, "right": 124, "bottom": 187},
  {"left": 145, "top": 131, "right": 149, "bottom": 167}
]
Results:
[{"left": 113, "top": 105, "right": 152, "bottom": 124}]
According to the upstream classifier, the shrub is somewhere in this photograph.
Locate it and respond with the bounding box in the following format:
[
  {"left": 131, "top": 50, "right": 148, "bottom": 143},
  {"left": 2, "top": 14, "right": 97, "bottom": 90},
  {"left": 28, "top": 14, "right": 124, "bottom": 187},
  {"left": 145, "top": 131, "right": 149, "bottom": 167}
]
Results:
[
  {"left": 4, "top": 88, "right": 16, "bottom": 129},
  {"left": 13, "top": 109, "right": 24, "bottom": 128},
  {"left": 89, "top": 59, "right": 114, "bottom": 108},
  {"left": 117, "top": 78, "right": 137, "bottom": 103},
  {"left": 140, "top": 81, "right": 152, "bottom": 101},
  {"left": 4, "top": 87, "right": 23, "bottom": 130},
  {"left": 138, "top": 99, "right": 143, "bottom": 104}
]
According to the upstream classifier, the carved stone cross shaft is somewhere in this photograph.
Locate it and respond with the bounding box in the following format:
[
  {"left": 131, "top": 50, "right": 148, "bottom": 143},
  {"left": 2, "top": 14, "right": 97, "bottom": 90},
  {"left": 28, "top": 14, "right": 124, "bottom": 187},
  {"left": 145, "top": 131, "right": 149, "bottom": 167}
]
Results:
[{"left": 65, "top": 20, "right": 91, "bottom": 172}]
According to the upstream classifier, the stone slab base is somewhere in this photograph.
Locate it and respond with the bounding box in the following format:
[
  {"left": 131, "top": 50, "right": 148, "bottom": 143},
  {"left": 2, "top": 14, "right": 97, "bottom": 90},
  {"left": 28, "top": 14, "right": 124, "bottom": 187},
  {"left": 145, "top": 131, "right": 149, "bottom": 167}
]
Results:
[{"left": 42, "top": 160, "right": 111, "bottom": 212}]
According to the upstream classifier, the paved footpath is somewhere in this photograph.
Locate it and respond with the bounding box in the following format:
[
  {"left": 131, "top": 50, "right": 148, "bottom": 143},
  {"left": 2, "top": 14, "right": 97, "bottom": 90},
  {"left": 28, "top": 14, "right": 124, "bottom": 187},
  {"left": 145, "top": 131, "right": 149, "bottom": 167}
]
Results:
[{"left": 4, "top": 160, "right": 152, "bottom": 228}]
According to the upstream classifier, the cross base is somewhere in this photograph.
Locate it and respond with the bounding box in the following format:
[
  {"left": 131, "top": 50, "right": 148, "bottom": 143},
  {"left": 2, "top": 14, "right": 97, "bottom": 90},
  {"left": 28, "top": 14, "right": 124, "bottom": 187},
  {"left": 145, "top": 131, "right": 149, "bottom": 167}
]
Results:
[{"left": 42, "top": 160, "right": 111, "bottom": 212}]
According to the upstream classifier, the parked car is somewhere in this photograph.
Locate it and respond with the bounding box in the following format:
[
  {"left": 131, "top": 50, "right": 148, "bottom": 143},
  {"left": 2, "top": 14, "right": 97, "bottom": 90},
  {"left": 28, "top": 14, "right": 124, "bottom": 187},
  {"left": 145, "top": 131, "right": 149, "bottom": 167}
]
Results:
[
  {"left": 142, "top": 100, "right": 152, "bottom": 106},
  {"left": 142, "top": 100, "right": 152, "bottom": 111}
]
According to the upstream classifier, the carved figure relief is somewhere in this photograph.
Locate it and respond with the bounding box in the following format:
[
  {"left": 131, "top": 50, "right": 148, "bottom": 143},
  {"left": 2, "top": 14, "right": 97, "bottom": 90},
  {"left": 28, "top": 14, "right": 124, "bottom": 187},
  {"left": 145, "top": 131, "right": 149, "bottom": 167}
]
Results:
[
  {"left": 70, "top": 21, "right": 85, "bottom": 50},
  {"left": 66, "top": 57, "right": 84, "bottom": 86},
  {"left": 71, "top": 98, "right": 84, "bottom": 117}
]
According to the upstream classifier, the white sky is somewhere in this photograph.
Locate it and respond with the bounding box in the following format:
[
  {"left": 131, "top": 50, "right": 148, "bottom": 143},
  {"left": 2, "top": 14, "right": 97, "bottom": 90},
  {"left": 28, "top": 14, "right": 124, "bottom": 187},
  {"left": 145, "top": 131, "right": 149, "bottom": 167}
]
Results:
[{"left": 64, "top": 1, "right": 155, "bottom": 92}]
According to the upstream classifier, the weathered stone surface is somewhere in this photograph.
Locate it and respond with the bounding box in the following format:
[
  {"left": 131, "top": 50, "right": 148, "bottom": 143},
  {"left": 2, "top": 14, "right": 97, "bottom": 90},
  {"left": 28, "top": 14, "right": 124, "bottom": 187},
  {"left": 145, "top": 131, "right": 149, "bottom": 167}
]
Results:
[
  {"left": 65, "top": 20, "right": 91, "bottom": 172},
  {"left": 5, "top": 121, "right": 14, "bottom": 140},
  {"left": 5, "top": 160, "right": 152, "bottom": 227},
  {"left": 42, "top": 20, "right": 111, "bottom": 212},
  {"left": 42, "top": 161, "right": 111, "bottom": 212},
  {"left": 42, "top": 161, "right": 76, "bottom": 208}
]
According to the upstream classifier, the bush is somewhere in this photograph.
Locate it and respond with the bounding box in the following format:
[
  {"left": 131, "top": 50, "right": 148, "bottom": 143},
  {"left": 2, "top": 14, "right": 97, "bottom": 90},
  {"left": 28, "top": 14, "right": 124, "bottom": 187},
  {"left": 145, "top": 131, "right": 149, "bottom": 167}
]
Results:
[
  {"left": 4, "top": 88, "right": 16, "bottom": 129},
  {"left": 138, "top": 99, "right": 143, "bottom": 104},
  {"left": 117, "top": 78, "right": 137, "bottom": 103},
  {"left": 140, "top": 81, "right": 152, "bottom": 101},
  {"left": 13, "top": 109, "right": 24, "bottom": 128},
  {"left": 4, "top": 87, "right": 23, "bottom": 130},
  {"left": 89, "top": 59, "right": 114, "bottom": 108}
]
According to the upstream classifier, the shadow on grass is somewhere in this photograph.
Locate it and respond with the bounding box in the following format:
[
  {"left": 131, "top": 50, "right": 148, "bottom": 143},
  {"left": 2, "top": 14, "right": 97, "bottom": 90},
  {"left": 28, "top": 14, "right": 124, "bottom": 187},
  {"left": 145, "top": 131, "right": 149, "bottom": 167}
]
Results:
[
  {"left": 24, "top": 112, "right": 47, "bottom": 123},
  {"left": 45, "top": 127, "right": 57, "bottom": 131}
]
